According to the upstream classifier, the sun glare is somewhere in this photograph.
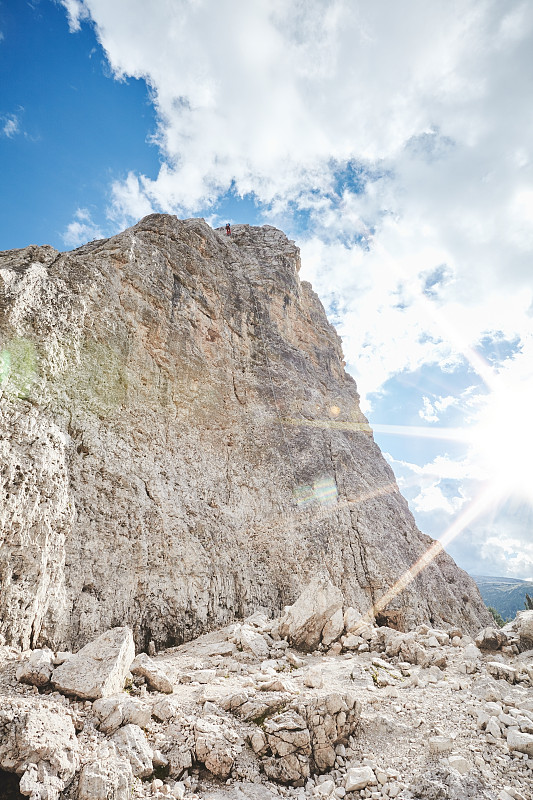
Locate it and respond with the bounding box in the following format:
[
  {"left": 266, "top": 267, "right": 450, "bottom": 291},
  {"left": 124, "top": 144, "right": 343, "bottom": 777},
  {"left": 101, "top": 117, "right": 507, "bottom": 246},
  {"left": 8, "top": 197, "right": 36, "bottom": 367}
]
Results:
[{"left": 468, "top": 374, "right": 533, "bottom": 505}]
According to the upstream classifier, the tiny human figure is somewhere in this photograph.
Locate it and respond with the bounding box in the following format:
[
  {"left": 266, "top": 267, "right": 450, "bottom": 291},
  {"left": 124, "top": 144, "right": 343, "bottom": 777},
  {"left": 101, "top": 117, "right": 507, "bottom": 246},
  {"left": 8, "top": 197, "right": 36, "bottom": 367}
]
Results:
[{"left": 226, "top": 223, "right": 231, "bottom": 236}]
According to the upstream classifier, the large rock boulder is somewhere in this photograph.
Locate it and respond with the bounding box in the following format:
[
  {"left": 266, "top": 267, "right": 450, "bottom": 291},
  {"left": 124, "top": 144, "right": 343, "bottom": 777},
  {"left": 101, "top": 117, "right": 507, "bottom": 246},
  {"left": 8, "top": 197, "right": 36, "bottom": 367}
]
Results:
[
  {"left": 279, "top": 577, "right": 343, "bottom": 652},
  {"left": 194, "top": 717, "right": 237, "bottom": 779},
  {"left": 262, "top": 711, "right": 311, "bottom": 785},
  {"left": 78, "top": 749, "right": 133, "bottom": 800},
  {"left": 515, "top": 610, "right": 533, "bottom": 651},
  {"left": 258, "top": 690, "right": 360, "bottom": 785},
  {"left": 15, "top": 648, "right": 54, "bottom": 687},
  {"left": 92, "top": 694, "right": 152, "bottom": 734},
  {"left": 474, "top": 627, "right": 508, "bottom": 651},
  {"left": 111, "top": 724, "right": 154, "bottom": 778},
  {"left": 130, "top": 652, "right": 173, "bottom": 693},
  {"left": 52, "top": 627, "right": 135, "bottom": 699},
  {"left": 0, "top": 697, "right": 79, "bottom": 800},
  {"left": 507, "top": 729, "right": 533, "bottom": 756}
]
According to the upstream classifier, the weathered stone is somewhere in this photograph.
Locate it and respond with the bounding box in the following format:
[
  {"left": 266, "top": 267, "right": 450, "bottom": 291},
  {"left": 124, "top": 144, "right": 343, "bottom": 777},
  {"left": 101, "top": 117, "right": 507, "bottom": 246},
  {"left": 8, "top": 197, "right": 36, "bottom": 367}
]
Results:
[
  {"left": 0, "top": 217, "right": 491, "bottom": 652},
  {"left": 296, "top": 692, "right": 360, "bottom": 773},
  {"left": 167, "top": 744, "right": 193, "bottom": 778},
  {"left": 152, "top": 695, "right": 182, "bottom": 722},
  {"left": 486, "top": 661, "right": 517, "bottom": 683},
  {"left": 486, "top": 716, "right": 501, "bottom": 738},
  {"left": 239, "top": 626, "right": 270, "bottom": 659},
  {"left": 52, "top": 627, "right": 135, "bottom": 699},
  {"left": 428, "top": 735, "right": 454, "bottom": 754},
  {"left": 343, "top": 607, "right": 362, "bottom": 633},
  {"left": 304, "top": 667, "right": 324, "bottom": 689},
  {"left": 250, "top": 729, "right": 268, "bottom": 755},
  {"left": 219, "top": 689, "right": 290, "bottom": 723},
  {"left": 257, "top": 676, "right": 298, "bottom": 693},
  {"left": 516, "top": 610, "right": 533, "bottom": 650},
  {"left": 262, "top": 711, "right": 311, "bottom": 784},
  {"left": 15, "top": 648, "right": 54, "bottom": 687},
  {"left": 78, "top": 753, "right": 133, "bottom": 800},
  {"left": 507, "top": 729, "right": 533, "bottom": 756},
  {"left": 321, "top": 608, "right": 344, "bottom": 647},
  {"left": 112, "top": 723, "right": 154, "bottom": 778},
  {"left": 193, "top": 668, "right": 216, "bottom": 684},
  {"left": 130, "top": 652, "right": 173, "bottom": 693},
  {"left": 0, "top": 697, "right": 79, "bottom": 800},
  {"left": 341, "top": 633, "right": 363, "bottom": 651},
  {"left": 279, "top": 577, "right": 344, "bottom": 652},
  {"left": 194, "top": 717, "right": 235, "bottom": 778},
  {"left": 448, "top": 754, "right": 471, "bottom": 774},
  {"left": 475, "top": 627, "right": 508, "bottom": 651},
  {"left": 345, "top": 766, "right": 376, "bottom": 791},
  {"left": 313, "top": 778, "right": 336, "bottom": 797},
  {"left": 92, "top": 693, "right": 151, "bottom": 734},
  {"left": 286, "top": 652, "right": 306, "bottom": 669}
]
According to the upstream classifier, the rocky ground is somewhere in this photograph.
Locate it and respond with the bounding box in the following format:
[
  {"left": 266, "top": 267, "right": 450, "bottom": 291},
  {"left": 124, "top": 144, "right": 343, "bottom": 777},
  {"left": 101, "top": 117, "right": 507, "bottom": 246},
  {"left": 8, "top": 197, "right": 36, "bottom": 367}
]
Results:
[{"left": 0, "top": 580, "right": 532, "bottom": 800}]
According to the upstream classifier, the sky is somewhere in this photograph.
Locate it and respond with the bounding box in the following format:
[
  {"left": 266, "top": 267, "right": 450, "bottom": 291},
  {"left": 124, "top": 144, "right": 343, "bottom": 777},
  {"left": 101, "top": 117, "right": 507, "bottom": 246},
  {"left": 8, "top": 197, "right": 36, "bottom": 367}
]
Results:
[{"left": 1, "top": 0, "right": 533, "bottom": 581}]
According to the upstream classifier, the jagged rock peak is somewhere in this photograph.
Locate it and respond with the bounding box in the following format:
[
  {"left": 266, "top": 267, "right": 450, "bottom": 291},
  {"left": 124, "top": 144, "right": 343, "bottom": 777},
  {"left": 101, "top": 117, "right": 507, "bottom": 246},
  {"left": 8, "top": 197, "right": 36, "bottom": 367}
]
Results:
[{"left": 0, "top": 214, "right": 490, "bottom": 651}]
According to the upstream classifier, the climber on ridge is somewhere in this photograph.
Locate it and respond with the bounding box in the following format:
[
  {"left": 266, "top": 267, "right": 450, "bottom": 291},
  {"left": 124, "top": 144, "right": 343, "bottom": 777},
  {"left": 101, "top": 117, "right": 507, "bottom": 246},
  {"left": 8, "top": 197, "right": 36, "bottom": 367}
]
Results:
[{"left": 226, "top": 223, "right": 231, "bottom": 236}]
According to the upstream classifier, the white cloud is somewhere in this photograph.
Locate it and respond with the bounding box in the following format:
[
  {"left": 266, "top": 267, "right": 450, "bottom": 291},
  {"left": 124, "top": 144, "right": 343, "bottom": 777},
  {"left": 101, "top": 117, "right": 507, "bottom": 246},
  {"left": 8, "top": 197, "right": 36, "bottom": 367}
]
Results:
[
  {"left": 62, "top": 208, "right": 103, "bottom": 248},
  {"left": 57, "top": 0, "right": 91, "bottom": 33},
  {"left": 2, "top": 113, "right": 20, "bottom": 138}
]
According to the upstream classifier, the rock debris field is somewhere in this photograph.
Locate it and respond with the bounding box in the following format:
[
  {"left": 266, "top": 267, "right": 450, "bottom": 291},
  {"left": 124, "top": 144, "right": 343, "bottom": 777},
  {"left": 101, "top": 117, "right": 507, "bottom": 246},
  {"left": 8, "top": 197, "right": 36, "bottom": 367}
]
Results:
[{"left": 0, "top": 578, "right": 532, "bottom": 800}]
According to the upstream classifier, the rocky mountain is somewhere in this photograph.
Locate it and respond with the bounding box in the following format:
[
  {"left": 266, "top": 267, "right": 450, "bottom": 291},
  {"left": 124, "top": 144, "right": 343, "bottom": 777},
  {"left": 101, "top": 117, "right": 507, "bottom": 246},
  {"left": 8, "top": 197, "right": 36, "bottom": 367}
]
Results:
[{"left": 0, "top": 215, "right": 490, "bottom": 652}]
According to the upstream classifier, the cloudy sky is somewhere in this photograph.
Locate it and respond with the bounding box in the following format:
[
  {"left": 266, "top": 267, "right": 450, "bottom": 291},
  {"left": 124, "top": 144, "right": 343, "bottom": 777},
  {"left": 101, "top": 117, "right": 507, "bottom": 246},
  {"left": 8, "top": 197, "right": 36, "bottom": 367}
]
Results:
[{"left": 2, "top": 0, "right": 533, "bottom": 580}]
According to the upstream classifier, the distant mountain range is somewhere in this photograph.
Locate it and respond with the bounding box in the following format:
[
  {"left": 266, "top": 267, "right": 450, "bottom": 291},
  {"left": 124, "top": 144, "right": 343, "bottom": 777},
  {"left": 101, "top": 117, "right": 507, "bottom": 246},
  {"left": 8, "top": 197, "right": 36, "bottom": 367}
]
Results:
[{"left": 471, "top": 575, "right": 533, "bottom": 622}]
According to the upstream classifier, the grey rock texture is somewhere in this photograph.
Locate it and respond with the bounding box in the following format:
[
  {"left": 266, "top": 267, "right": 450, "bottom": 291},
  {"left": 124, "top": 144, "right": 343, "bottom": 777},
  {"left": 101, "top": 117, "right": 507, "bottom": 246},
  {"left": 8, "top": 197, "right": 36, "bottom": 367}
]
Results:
[
  {"left": 0, "top": 215, "right": 490, "bottom": 650},
  {"left": 0, "top": 696, "right": 79, "bottom": 800},
  {"left": 51, "top": 626, "right": 134, "bottom": 699}
]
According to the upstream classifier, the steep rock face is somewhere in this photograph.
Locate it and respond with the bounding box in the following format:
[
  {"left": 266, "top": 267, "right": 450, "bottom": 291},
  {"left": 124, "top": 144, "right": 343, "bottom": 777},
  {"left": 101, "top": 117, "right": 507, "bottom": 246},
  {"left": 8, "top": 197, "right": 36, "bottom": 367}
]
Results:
[{"left": 0, "top": 215, "right": 490, "bottom": 649}]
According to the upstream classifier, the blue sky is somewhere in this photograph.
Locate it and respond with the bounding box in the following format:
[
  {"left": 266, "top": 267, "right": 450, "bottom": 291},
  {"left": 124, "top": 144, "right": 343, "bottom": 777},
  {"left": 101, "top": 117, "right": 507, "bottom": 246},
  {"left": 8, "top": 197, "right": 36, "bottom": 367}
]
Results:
[{"left": 2, "top": 0, "right": 533, "bottom": 580}]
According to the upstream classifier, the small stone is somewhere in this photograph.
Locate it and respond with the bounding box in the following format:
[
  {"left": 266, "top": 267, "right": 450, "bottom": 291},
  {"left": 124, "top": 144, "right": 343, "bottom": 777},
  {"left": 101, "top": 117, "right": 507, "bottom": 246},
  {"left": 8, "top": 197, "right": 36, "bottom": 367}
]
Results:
[
  {"left": 448, "top": 754, "right": 472, "bottom": 774},
  {"left": 345, "top": 766, "right": 376, "bottom": 792},
  {"left": 304, "top": 667, "right": 323, "bottom": 688},
  {"left": 429, "top": 736, "right": 453, "bottom": 754},
  {"left": 507, "top": 730, "right": 533, "bottom": 756},
  {"left": 130, "top": 652, "right": 173, "bottom": 693}
]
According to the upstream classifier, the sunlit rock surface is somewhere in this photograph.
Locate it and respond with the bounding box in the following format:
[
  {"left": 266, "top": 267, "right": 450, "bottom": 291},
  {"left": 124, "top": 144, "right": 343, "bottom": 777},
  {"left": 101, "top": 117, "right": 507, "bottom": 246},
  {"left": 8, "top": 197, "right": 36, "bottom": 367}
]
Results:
[{"left": 0, "top": 215, "right": 491, "bottom": 650}]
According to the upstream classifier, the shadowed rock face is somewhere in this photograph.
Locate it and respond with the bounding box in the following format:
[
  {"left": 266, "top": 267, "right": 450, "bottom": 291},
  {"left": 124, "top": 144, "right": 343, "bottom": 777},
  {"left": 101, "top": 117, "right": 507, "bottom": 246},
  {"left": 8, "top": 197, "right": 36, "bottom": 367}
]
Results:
[{"left": 0, "top": 215, "right": 490, "bottom": 650}]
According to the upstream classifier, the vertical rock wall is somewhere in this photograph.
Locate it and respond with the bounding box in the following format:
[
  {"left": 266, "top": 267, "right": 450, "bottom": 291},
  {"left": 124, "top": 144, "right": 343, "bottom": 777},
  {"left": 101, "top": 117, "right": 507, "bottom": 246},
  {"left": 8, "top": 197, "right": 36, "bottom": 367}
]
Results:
[{"left": 0, "top": 215, "right": 490, "bottom": 649}]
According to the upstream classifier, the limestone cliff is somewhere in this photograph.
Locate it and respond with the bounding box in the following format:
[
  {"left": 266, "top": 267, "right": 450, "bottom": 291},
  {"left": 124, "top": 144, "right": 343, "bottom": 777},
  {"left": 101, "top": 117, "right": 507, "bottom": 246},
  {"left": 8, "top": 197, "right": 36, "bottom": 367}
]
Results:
[{"left": 0, "top": 215, "right": 490, "bottom": 650}]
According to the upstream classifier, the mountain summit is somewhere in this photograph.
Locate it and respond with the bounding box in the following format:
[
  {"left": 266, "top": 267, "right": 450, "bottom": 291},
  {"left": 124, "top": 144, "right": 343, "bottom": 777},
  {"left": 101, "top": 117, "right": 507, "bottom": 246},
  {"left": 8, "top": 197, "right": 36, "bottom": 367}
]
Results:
[{"left": 0, "top": 215, "right": 490, "bottom": 650}]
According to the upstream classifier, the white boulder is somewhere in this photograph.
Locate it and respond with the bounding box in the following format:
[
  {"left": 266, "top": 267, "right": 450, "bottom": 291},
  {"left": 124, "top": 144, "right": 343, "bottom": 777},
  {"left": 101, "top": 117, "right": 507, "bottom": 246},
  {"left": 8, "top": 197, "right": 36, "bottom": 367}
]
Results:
[
  {"left": 92, "top": 694, "right": 152, "bottom": 734},
  {"left": 321, "top": 608, "right": 344, "bottom": 647},
  {"left": 507, "top": 729, "right": 533, "bottom": 756},
  {"left": 16, "top": 648, "right": 54, "bottom": 687},
  {"left": 345, "top": 766, "right": 376, "bottom": 791},
  {"left": 130, "top": 652, "right": 173, "bottom": 693},
  {"left": 194, "top": 717, "right": 235, "bottom": 778},
  {"left": 516, "top": 610, "right": 533, "bottom": 650},
  {"left": 78, "top": 752, "right": 133, "bottom": 800},
  {"left": 0, "top": 697, "right": 79, "bottom": 800},
  {"left": 279, "top": 577, "right": 343, "bottom": 652},
  {"left": 52, "top": 627, "right": 135, "bottom": 699},
  {"left": 239, "top": 626, "right": 270, "bottom": 659},
  {"left": 112, "top": 723, "right": 154, "bottom": 777}
]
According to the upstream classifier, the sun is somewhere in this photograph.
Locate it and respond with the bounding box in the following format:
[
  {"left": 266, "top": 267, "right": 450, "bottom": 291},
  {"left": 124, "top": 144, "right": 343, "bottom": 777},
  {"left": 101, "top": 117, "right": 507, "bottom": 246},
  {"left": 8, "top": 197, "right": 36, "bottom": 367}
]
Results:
[{"left": 467, "top": 373, "right": 533, "bottom": 507}]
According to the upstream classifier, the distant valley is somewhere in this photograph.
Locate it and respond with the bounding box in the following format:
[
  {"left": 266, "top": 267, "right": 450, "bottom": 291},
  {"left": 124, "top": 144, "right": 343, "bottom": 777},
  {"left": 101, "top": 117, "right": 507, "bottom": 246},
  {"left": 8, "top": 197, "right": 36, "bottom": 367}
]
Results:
[{"left": 472, "top": 574, "right": 533, "bottom": 622}]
